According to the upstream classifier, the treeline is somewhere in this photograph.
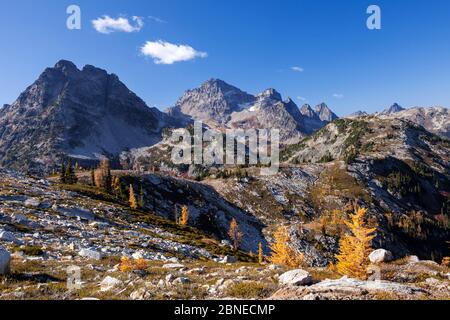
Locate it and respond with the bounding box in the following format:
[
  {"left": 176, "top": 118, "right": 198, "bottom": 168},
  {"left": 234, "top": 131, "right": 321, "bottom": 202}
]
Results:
[{"left": 59, "top": 161, "right": 78, "bottom": 184}]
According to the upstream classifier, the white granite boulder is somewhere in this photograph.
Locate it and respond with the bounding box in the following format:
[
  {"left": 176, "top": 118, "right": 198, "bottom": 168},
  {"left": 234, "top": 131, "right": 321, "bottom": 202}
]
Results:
[
  {"left": 279, "top": 269, "right": 312, "bottom": 286},
  {"left": 369, "top": 249, "right": 393, "bottom": 264}
]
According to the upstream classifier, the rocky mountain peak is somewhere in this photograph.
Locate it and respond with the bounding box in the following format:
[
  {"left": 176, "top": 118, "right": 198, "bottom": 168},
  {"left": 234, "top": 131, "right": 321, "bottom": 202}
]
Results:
[
  {"left": 171, "top": 79, "right": 341, "bottom": 142},
  {"left": 347, "top": 110, "right": 369, "bottom": 118},
  {"left": 195, "top": 78, "right": 249, "bottom": 100},
  {"left": 383, "top": 103, "right": 405, "bottom": 114},
  {"left": 257, "top": 88, "right": 282, "bottom": 102},
  {"left": 202, "top": 78, "right": 229, "bottom": 89},
  {"left": 315, "top": 102, "right": 329, "bottom": 113},
  {"left": 300, "top": 104, "right": 316, "bottom": 118},
  {"left": 315, "top": 103, "right": 338, "bottom": 122},
  {"left": 81, "top": 64, "right": 108, "bottom": 75},
  {"left": 54, "top": 59, "right": 79, "bottom": 74},
  {"left": 174, "top": 79, "right": 255, "bottom": 125},
  {"left": 0, "top": 59, "right": 173, "bottom": 174},
  {"left": 283, "top": 98, "right": 304, "bottom": 124}
]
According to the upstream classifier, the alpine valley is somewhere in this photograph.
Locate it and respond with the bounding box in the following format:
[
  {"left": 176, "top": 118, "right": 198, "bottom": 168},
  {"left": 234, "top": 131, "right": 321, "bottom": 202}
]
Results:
[{"left": 0, "top": 60, "right": 449, "bottom": 300}]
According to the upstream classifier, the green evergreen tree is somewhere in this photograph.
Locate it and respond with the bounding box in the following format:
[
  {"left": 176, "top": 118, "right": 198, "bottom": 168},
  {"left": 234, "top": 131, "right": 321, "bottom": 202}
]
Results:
[
  {"left": 65, "top": 162, "right": 78, "bottom": 185},
  {"left": 60, "top": 162, "right": 67, "bottom": 184}
]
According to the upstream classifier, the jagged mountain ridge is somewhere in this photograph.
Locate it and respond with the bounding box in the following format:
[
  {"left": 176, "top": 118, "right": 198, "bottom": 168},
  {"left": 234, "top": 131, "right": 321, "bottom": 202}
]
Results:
[
  {"left": 347, "top": 103, "right": 450, "bottom": 138},
  {"left": 380, "top": 106, "right": 450, "bottom": 139},
  {"left": 300, "top": 103, "right": 337, "bottom": 133},
  {"left": 167, "top": 79, "right": 338, "bottom": 144},
  {"left": 1, "top": 60, "right": 447, "bottom": 177},
  {"left": 0, "top": 60, "right": 180, "bottom": 174}
]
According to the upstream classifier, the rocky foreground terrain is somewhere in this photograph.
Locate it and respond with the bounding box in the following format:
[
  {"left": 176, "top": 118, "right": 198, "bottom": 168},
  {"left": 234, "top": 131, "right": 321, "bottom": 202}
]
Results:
[
  {"left": 0, "top": 171, "right": 448, "bottom": 300},
  {"left": 121, "top": 116, "right": 450, "bottom": 264}
]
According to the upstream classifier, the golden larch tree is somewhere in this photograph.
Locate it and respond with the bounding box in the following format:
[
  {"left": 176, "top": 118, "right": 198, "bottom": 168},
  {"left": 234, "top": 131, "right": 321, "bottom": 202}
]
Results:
[
  {"left": 111, "top": 176, "right": 121, "bottom": 197},
  {"left": 94, "top": 158, "right": 112, "bottom": 192},
  {"left": 179, "top": 205, "right": 189, "bottom": 226},
  {"left": 269, "top": 226, "right": 303, "bottom": 268},
  {"left": 336, "top": 206, "right": 377, "bottom": 279},
  {"left": 258, "top": 242, "right": 264, "bottom": 264},
  {"left": 228, "top": 218, "right": 243, "bottom": 250},
  {"left": 129, "top": 184, "right": 138, "bottom": 210}
]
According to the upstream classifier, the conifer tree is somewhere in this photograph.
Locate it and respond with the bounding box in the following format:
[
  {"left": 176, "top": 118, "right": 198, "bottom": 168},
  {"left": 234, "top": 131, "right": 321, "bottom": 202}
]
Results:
[
  {"left": 258, "top": 242, "right": 264, "bottom": 264},
  {"left": 269, "top": 226, "right": 303, "bottom": 267},
  {"left": 105, "top": 163, "right": 112, "bottom": 194},
  {"left": 336, "top": 206, "right": 377, "bottom": 279},
  {"left": 228, "top": 218, "right": 243, "bottom": 250},
  {"left": 94, "top": 159, "right": 112, "bottom": 192},
  {"left": 129, "top": 184, "right": 138, "bottom": 210},
  {"left": 65, "top": 162, "right": 78, "bottom": 185},
  {"left": 179, "top": 205, "right": 189, "bottom": 226},
  {"left": 111, "top": 176, "right": 123, "bottom": 199},
  {"left": 139, "top": 183, "right": 145, "bottom": 208},
  {"left": 59, "top": 162, "right": 66, "bottom": 184},
  {"left": 91, "top": 168, "right": 95, "bottom": 186},
  {"left": 65, "top": 165, "right": 71, "bottom": 183}
]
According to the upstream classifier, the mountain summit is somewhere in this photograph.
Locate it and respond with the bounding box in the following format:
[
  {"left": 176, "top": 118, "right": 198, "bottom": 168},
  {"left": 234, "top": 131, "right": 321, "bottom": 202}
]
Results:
[
  {"left": 168, "top": 79, "right": 339, "bottom": 143},
  {"left": 172, "top": 78, "right": 255, "bottom": 126},
  {"left": 315, "top": 103, "right": 339, "bottom": 122},
  {"left": 382, "top": 103, "right": 405, "bottom": 115},
  {"left": 0, "top": 60, "right": 174, "bottom": 173}
]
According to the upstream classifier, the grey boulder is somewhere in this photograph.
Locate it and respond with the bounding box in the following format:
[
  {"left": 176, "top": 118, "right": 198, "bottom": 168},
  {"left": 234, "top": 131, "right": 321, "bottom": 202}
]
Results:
[
  {"left": 369, "top": 249, "right": 393, "bottom": 264},
  {"left": 0, "top": 247, "right": 11, "bottom": 274},
  {"left": 279, "top": 269, "right": 312, "bottom": 286}
]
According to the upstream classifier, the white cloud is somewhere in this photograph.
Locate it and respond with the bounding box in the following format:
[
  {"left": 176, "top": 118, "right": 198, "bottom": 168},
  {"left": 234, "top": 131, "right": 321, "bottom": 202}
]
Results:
[
  {"left": 333, "top": 93, "right": 344, "bottom": 99},
  {"left": 92, "top": 15, "right": 144, "bottom": 34},
  {"left": 140, "top": 40, "right": 208, "bottom": 65},
  {"left": 148, "top": 15, "right": 167, "bottom": 23},
  {"left": 297, "top": 96, "right": 307, "bottom": 101},
  {"left": 291, "top": 66, "right": 304, "bottom": 72}
]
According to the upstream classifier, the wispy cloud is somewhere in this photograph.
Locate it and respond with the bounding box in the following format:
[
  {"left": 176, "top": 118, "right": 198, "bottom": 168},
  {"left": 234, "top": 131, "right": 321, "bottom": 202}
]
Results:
[
  {"left": 297, "top": 96, "right": 307, "bottom": 102},
  {"left": 148, "top": 15, "right": 167, "bottom": 23},
  {"left": 333, "top": 93, "right": 344, "bottom": 99},
  {"left": 92, "top": 15, "right": 144, "bottom": 34},
  {"left": 140, "top": 40, "right": 207, "bottom": 65},
  {"left": 291, "top": 66, "right": 304, "bottom": 72}
]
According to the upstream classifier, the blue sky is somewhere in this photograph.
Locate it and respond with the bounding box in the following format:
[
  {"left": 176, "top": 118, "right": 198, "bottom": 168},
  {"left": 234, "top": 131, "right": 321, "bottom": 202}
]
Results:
[{"left": 0, "top": 0, "right": 449, "bottom": 116}]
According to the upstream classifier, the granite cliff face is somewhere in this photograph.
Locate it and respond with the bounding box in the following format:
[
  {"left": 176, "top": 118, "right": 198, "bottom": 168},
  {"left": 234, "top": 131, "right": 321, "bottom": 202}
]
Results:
[{"left": 0, "top": 60, "right": 177, "bottom": 173}]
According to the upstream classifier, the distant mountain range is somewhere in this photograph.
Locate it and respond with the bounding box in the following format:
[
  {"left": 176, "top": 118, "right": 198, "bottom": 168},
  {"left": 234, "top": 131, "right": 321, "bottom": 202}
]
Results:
[
  {"left": 0, "top": 60, "right": 448, "bottom": 174},
  {"left": 347, "top": 103, "right": 450, "bottom": 139},
  {"left": 167, "top": 78, "right": 337, "bottom": 144}
]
